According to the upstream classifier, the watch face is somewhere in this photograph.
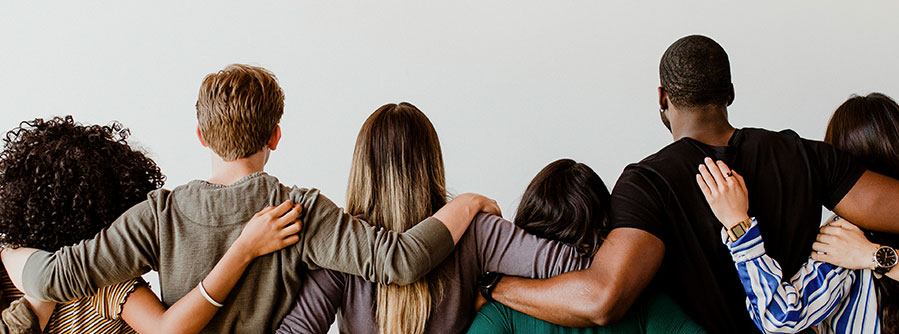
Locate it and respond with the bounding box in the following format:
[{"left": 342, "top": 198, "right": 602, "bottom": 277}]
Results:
[{"left": 876, "top": 247, "right": 898, "bottom": 268}]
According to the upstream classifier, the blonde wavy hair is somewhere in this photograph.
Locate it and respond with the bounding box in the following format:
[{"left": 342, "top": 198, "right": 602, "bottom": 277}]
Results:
[{"left": 346, "top": 102, "right": 446, "bottom": 334}]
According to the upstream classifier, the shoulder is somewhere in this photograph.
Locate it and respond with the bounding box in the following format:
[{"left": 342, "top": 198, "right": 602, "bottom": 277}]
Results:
[{"left": 87, "top": 278, "right": 146, "bottom": 320}]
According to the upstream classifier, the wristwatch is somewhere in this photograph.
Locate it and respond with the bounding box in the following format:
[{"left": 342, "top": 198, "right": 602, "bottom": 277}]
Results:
[
  {"left": 478, "top": 272, "right": 505, "bottom": 302},
  {"left": 725, "top": 218, "right": 753, "bottom": 243},
  {"left": 874, "top": 245, "right": 898, "bottom": 276}
]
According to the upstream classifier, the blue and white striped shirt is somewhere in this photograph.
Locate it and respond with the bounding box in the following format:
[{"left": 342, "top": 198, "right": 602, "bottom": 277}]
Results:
[{"left": 723, "top": 218, "right": 880, "bottom": 333}]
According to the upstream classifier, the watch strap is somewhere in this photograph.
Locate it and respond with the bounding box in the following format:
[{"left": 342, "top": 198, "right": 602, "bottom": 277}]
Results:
[
  {"left": 726, "top": 218, "right": 753, "bottom": 243},
  {"left": 874, "top": 246, "right": 898, "bottom": 275},
  {"left": 478, "top": 272, "right": 504, "bottom": 302}
]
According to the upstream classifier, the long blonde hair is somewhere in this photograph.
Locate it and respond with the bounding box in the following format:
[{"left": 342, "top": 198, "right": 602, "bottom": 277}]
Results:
[{"left": 346, "top": 102, "right": 446, "bottom": 334}]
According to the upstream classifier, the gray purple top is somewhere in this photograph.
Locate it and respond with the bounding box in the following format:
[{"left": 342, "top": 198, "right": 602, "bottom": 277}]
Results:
[{"left": 275, "top": 213, "right": 592, "bottom": 334}]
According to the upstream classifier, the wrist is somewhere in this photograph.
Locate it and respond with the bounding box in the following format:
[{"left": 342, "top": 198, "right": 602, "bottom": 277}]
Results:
[
  {"left": 227, "top": 240, "right": 257, "bottom": 264},
  {"left": 721, "top": 214, "right": 751, "bottom": 229}
]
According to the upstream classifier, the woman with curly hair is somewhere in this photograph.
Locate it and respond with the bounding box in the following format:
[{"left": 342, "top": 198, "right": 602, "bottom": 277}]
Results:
[{"left": 0, "top": 116, "right": 302, "bottom": 334}]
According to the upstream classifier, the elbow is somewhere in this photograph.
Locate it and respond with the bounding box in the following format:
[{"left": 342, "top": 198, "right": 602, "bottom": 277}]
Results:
[
  {"left": 583, "top": 288, "right": 627, "bottom": 326},
  {"left": 389, "top": 268, "right": 426, "bottom": 286}
]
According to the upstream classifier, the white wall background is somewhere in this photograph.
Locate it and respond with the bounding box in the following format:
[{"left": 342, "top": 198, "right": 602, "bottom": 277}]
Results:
[{"left": 2, "top": 1, "right": 897, "bottom": 332}]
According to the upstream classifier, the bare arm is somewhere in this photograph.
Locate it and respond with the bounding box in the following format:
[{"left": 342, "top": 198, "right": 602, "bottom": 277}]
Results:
[
  {"left": 491, "top": 227, "right": 664, "bottom": 326},
  {"left": 121, "top": 201, "right": 302, "bottom": 334},
  {"left": 834, "top": 170, "right": 899, "bottom": 234}
]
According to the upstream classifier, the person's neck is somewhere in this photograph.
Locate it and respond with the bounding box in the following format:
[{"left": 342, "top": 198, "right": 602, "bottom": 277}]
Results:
[
  {"left": 670, "top": 105, "right": 736, "bottom": 146},
  {"left": 207, "top": 150, "right": 269, "bottom": 185}
]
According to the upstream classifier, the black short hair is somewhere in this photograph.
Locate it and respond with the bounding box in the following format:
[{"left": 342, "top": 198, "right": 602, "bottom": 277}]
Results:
[
  {"left": 514, "top": 159, "right": 610, "bottom": 256},
  {"left": 660, "top": 35, "right": 732, "bottom": 108},
  {"left": 0, "top": 116, "right": 165, "bottom": 250}
]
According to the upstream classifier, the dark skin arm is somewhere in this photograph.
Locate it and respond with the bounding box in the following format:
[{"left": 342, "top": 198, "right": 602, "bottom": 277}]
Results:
[
  {"left": 834, "top": 170, "right": 899, "bottom": 234},
  {"left": 491, "top": 228, "right": 664, "bottom": 326}
]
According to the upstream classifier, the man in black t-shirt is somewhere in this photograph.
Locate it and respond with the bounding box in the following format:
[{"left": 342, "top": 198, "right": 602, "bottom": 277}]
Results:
[{"left": 488, "top": 35, "right": 899, "bottom": 333}]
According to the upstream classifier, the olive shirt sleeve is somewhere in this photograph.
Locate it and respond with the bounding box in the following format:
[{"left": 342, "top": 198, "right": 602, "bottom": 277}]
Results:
[
  {"left": 0, "top": 298, "right": 41, "bottom": 334},
  {"left": 473, "top": 214, "right": 591, "bottom": 277},
  {"left": 22, "top": 200, "right": 159, "bottom": 302},
  {"left": 294, "top": 189, "right": 455, "bottom": 285}
]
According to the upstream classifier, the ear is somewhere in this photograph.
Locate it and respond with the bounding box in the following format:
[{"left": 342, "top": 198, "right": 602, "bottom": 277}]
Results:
[
  {"left": 658, "top": 87, "right": 669, "bottom": 110},
  {"left": 726, "top": 83, "right": 735, "bottom": 106},
  {"left": 196, "top": 126, "right": 208, "bottom": 147},
  {"left": 267, "top": 125, "right": 281, "bottom": 151}
]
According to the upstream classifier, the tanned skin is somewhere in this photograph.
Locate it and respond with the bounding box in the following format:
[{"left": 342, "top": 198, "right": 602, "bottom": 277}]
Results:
[{"left": 491, "top": 86, "right": 899, "bottom": 327}]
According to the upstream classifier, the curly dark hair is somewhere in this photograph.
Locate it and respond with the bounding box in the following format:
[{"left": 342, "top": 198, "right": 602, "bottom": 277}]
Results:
[
  {"left": 660, "top": 35, "right": 733, "bottom": 108},
  {"left": 0, "top": 116, "right": 165, "bottom": 251}
]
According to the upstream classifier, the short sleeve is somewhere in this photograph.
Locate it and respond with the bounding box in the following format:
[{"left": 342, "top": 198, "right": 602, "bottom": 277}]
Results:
[
  {"left": 87, "top": 278, "right": 145, "bottom": 320},
  {"left": 608, "top": 166, "right": 670, "bottom": 243},
  {"left": 801, "top": 139, "right": 866, "bottom": 209}
]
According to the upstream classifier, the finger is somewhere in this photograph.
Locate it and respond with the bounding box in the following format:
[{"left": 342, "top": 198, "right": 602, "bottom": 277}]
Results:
[
  {"left": 277, "top": 205, "right": 303, "bottom": 226},
  {"left": 715, "top": 160, "right": 734, "bottom": 184},
  {"left": 812, "top": 241, "right": 834, "bottom": 253},
  {"left": 816, "top": 234, "right": 836, "bottom": 245},
  {"left": 282, "top": 235, "right": 300, "bottom": 247},
  {"left": 698, "top": 164, "right": 719, "bottom": 196},
  {"left": 281, "top": 221, "right": 302, "bottom": 236},
  {"left": 268, "top": 200, "right": 294, "bottom": 217},
  {"left": 810, "top": 251, "right": 829, "bottom": 262},
  {"left": 833, "top": 219, "right": 860, "bottom": 232},
  {"left": 819, "top": 226, "right": 843, "bottom": 236},
  {"left": 696, "top": 174, "right": 713, "bottom": 199},
  {"left": 704, "top": 158, "right": 727, "bottom": 191},
  {"left": 254, "top": 205, "right": 278, "bottom": 218},
  {"left": 487, "top": 201, "right": 502, "bottom": 217}
]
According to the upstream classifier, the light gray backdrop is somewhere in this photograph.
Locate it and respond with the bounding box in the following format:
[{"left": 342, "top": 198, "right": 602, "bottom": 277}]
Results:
[{"left": 2, "top": 1, "right": 897, "bottom": 332}]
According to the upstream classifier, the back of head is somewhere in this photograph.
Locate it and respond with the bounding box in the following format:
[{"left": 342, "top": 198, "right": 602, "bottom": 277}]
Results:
[
  {"left": 825, "top": 92, "right": 899, "bottom": 333},
  {"left": 825, "top": 93, "right": 899, "bottom": 179},
  {"left": 196, "top": 64, "right": 284, "bottom": 160},
  {"left": 660, "top": 35, "right": 733, "bottom": 108},
  {"left": 514, "top": 159, "right": 611, "bottom": 256},
  {"left": 346, "top": 102, "right": 446, "bottom": 334},
  {"left": 0, "top": 116, "right": 165, "bottom": 251}
]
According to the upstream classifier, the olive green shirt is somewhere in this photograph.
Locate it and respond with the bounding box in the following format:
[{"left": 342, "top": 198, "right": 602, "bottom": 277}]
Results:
[{"left": 22, "top": 172, "right": 454, "bottom": 333}]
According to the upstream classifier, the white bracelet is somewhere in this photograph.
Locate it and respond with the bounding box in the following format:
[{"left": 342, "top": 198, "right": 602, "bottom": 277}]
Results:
[{"left": 198, "top": 281, "right": 224, "bottom": 307}]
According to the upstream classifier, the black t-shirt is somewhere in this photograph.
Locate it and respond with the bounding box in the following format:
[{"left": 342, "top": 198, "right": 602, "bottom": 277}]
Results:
[{"left": 610, "top": 127, "right": 865, "bottom": 333}]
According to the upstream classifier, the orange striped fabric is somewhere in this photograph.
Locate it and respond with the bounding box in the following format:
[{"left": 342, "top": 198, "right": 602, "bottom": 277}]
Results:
[{"left": 1, "top": 269, "right": 141, "bottom": 334}]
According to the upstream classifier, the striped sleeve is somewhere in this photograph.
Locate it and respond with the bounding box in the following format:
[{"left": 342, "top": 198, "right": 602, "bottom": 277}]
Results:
[
  {"left": 87, "top": 278, "right": 145, "bottom": 320},
  {"left": 722, "top": 218, "right": 872, "bottom": 333}
]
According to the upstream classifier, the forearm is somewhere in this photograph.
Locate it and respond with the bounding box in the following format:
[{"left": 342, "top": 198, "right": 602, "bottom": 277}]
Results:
[
  {"left": 22, "top": 296, "right": 53, "bottom": 330},
  {"left": 492, "top": 271, "right": 611, "bottom": 327},
  {"left": 124, "top": 245, "right": 253, "bottom": 334},
  {"left": 300, "top": 192, "right": 455, "bottom": 285},
  {"left": 491, "top": 228, "right": 663, "bottom": 327},
  {"left": 726, "top": 222, "right": 850, "bottom": 331}
]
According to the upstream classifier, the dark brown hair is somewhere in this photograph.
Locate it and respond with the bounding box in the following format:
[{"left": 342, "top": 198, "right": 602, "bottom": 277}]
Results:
[
  {"left": 825, "top": 92, "right": 899, "bottom": 333},
  {"left": 514, "top": 159, "right": 610, "bottom": 256},
  {"left": 0, "top": 116, "right": 165, "bottom": 251},
  {"left": 196, "top": 64, "right": 284, "bottom": 160}
]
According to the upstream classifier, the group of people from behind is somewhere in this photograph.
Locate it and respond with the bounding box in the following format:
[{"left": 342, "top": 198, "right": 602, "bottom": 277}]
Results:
[{"left": 0, "top": 34, "right": 896, "bottom": 334}]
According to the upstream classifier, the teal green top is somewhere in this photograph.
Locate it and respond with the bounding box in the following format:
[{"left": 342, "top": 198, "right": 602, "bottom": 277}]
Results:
[{"left": 467, "top": 293, "right": 707, "bottom": 334}]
